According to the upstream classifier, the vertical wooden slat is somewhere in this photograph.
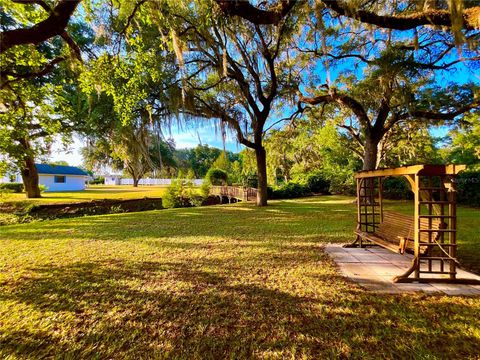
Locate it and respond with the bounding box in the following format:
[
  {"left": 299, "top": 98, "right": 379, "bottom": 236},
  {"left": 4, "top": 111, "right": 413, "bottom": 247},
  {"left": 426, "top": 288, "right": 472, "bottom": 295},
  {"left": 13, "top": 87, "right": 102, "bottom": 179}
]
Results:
[
  {"left": 414, "top": 174, "right": 420, "bottom": 280},
  {"left": 449, "top": 177, "right": 457, "bottom": 279},
  {"left": 428, "top": 176, "right": 433, "bottom": 273},
  {"left": 356, "top": 178, "right": 361, "bottom": 232},
  {"left": 439, "top": 177, "right": 445, "bottom": 274},
  {"left": 379, "top": 177, "right": 383, "bottom": 223},
  {"left": 371, "top": 178, "right": 375, "bottom": 232}
]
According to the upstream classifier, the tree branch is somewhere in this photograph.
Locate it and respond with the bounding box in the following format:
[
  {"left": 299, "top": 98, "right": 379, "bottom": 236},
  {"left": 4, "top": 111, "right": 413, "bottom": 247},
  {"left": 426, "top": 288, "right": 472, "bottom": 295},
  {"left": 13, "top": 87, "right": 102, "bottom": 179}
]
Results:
[
  {"left": 322, "top": 0, "right": 480, "bottom": 31},
  {"left": 1, "top": 56, "right": 66, "bottom": 89},
  {"left": 120, "top": 0, "right": 147, "bottom": 35},
  {"left": 215, "top": 0, "right": 297, "bottom": 25},
  {"left": 398, "top": 102, "right": 480, "bottom": 121},
  {"left": 338, "top": 124, "right": 363, "bottom": 147},
  {"left": 297, "top": 88, "right": 371, "bottom": 129},
  {"left": 60, "top": 31, "right": 82, "bottom": 61},
  {"left": 0, "top": 0, "right": 81, "bottom": 53}
]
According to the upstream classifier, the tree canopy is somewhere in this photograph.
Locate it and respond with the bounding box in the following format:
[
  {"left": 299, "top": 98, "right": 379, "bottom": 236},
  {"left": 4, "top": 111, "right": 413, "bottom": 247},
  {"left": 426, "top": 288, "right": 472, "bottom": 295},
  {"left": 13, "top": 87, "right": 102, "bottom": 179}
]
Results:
[{"left": 0, "top": 0, "right": 478, "bottom": 202}]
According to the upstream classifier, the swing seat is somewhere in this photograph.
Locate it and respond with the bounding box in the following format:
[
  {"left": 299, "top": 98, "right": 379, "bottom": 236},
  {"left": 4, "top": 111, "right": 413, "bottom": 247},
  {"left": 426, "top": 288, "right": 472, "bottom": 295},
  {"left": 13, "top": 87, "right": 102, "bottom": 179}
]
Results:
[{"left": 355, "top": 211, "right": 443, "bottom": 254}]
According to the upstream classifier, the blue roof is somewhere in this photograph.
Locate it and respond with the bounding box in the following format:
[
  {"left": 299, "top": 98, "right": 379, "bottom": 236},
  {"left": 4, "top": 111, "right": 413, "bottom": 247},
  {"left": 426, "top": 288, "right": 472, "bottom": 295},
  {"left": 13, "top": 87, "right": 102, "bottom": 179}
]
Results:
[{"left": 35, "top": 164, "right": 88, "bottom": 176}]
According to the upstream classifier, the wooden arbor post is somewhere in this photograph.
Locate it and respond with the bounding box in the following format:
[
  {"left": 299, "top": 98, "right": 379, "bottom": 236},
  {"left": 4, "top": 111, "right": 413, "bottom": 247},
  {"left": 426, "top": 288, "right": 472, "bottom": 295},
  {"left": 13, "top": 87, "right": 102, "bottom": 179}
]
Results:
[
  {"left": 396, "top": 168, "right": 466, "bottom": 283},
  {"left": 347, "top": 177, "right": 383, "bottom": 248}
]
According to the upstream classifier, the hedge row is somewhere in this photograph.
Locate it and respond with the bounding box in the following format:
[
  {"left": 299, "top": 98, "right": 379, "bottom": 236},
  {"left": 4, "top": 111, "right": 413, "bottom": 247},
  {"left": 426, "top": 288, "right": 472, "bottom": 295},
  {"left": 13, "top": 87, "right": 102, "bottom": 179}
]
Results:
[
  {"left": 457, "top": 171, "right": 480, "bottom": 207},
  {"left": 268, "top": 174, "right": 331, "bottom": 199},
  {"left": 268, "top": 182, "right": 311, "bottom": 199},
  {"left": 0, "top": 182, "right": 24, "bottom": 193},
  {"left": 381, "top": 171, "right": 480, "bottom": 207}
]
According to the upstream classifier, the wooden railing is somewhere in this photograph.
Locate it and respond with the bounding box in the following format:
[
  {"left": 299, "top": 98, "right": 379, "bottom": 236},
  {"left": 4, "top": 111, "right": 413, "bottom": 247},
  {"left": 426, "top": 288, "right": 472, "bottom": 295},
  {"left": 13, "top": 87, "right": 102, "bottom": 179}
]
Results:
[{"left": 210, "top": 186, "right": 257, "bottom": 202}]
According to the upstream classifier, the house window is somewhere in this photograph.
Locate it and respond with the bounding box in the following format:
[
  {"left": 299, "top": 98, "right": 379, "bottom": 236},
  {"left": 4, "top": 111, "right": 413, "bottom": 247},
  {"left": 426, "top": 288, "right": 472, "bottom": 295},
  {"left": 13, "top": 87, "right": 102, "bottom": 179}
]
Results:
[{"left": 54, "top": 175, "right": 66, "bottom": 183}]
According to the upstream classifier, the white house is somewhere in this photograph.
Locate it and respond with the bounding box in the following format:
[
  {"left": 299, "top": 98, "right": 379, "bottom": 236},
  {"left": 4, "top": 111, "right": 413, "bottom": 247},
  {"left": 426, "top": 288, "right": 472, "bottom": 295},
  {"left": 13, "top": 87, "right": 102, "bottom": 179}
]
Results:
[
  {"left": 0, "top": 173, "right": 22, "bottom": 183},
  {"left": 104, "top": 174, "right": 122, "bottom": 185},
  {"left": 35, "top": 164, "right": 89, "bottom": 192}
]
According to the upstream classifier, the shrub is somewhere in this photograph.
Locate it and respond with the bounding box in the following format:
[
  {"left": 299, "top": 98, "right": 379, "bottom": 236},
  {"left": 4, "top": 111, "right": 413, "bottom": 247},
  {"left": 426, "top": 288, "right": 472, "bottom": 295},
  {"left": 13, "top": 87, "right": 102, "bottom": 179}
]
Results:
[
  {"left": 304, "top": 172, "right": 330, "bottom": 194},
  {"left": 199, "top": 181, "right": 211, "bottom": 198},
  {"left": 39, "top": 184, "right": 48, "bottom": 193},
  {"left": 329, "top": 180, "right": 356, "bottom": 196},
  {"left": 457, "top": 171, "right": 480, "bottom": 207},
  {"left": 109, "top": 205, "right": 126, "bottom": 214},
  {"left": 163, "top": 179, "right": 206, "bottom": 208},
  {"left": 379, "top": 171, "right": 480, "bottom": 206},
  {"left": 0, "top": 182, "right": 23, "bottom": 193},
  {"left": 205, "top": 168, "right": 228, "bottom": 185},
  {"left": 0, "top": 187, "right": 13, "bottom": 201},
  {"left": 323, "top": 169, "right": 356, "bottom": 195},
  {"left": 242, "top": 174, "right": 258, "bottom": 188},
  {"left": 89, "top": 177, "right": 105, "bottom": 185},
  {"left": 382, "top": 177, "right": 413, "bottom": 200},
  {"left": 163, "top": 180, "right": 190, "bottom": 208},
  {"left": 268, "top": 182, "right": 310, "bottom": 199}
]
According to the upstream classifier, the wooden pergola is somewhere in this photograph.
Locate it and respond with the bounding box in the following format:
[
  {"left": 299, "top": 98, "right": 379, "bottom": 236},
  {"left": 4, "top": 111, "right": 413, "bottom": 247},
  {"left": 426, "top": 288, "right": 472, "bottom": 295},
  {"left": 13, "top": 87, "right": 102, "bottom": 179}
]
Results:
[{"left": 348, "top": 164, "right": 480, "bottom": 284}]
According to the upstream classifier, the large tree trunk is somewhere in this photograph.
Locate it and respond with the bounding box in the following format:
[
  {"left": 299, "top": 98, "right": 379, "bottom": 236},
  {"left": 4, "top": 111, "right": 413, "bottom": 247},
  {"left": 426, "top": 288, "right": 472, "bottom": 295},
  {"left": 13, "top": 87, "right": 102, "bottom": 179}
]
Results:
[
  {"left": 21, "top": 154, "right": 41, "bottom": 198},
  {"left": 362, "top": 137, "right": 380, "bottom": 171},
  {"left": 255, "top": 145, "right": 268, "bottom": 206},
  {"left": 132, "top": 176, "right": 139, "bottom": 187},
  {"left": 126, "top": 163, "right": 141, "bottom": 187}
]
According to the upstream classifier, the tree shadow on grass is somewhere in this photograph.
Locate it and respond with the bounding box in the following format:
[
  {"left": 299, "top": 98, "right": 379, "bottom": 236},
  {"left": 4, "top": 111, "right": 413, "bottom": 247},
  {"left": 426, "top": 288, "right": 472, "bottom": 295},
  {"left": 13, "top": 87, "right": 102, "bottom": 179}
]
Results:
[
  {"left": 0, "top": 200, "right": 356, "bottom": 246},
  {"left": 1, "top": 257, "right": 479, "bottom": 359}
]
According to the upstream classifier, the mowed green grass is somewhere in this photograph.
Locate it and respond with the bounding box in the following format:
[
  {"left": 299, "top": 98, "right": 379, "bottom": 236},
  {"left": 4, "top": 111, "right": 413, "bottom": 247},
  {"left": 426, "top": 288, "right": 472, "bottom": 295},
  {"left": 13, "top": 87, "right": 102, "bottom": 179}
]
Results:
[
  {"left": 2, "top": 185, "right": 168, "bottom": 204},
  {"left": 0, "top": 196, "right": 479, "bottom": 359}
]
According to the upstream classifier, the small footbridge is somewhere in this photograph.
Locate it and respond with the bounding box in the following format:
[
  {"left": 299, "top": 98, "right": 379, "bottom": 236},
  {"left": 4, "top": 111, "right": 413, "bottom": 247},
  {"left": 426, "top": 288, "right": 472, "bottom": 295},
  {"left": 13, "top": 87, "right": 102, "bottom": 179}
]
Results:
[{"left": 210, "top": 186, "right": 258, "bottom": 203}]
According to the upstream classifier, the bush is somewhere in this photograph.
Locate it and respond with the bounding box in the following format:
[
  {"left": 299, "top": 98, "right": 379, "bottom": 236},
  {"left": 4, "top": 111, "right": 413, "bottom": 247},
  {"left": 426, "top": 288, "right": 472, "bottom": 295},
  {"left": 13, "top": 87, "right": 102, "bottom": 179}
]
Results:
[
  {"left": 199, "top": 181, "right": 211, "bottom": 198},
  {"left": 457, "top": 171, "right": 480, "bottom": 207},
  {"left": 163, "top": 179, "right": 206, "bottom": 208},
  {"left": 329, "top": 180, "right": 356, "bottom": 196},
  {"left": 304, "top": 172, "right": 330, "bottom": 194},
  {"left": 0, "top": 182, "right": 24, "bottom": 193},
  {"left": 382, "top": 177, "right": 413, "bottom": 200},
  {"left": 242, "top": 174, "right": 258, "bottom": 188},
  {"left": 163, "top": 180, "right": 191, "bottom": 208},
  {"left": 89, "top": 177, "right": 105, "bottom": 185},
  {"left": 378, "top": 171, "right": 480, "bottom": 206},
  {"left": 268, "top": 182, "right": 310, "bottom": 199},
  {"left": 205, "top": 168, "right": 228, "bottom": 185},
  {"left": 0, "top": 187, "right": 13, "bottom": 201}
]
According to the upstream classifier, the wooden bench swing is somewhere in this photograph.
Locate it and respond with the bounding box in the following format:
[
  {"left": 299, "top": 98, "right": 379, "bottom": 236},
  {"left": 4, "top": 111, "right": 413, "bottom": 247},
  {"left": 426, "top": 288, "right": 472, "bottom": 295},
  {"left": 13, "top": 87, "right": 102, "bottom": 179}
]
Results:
[{"left": 345, "top": 164, "right": 480, "bottom": 284}]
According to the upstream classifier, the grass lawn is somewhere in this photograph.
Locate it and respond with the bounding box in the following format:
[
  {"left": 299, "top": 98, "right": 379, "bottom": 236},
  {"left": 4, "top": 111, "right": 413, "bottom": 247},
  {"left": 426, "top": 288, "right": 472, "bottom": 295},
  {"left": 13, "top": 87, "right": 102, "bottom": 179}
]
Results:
[
  {"left": 2, "top": 185, "right": 168, "bottom": 204},
  {"left": 0, "top": 196, "right": 479, "bottom": 358}
]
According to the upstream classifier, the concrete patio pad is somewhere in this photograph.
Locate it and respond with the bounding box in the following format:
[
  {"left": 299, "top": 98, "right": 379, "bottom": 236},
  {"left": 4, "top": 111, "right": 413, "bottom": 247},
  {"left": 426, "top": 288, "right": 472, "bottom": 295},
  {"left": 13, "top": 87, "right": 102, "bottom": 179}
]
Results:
[{"left": 325, "top": 244, "right": 480, "bottom": 295}]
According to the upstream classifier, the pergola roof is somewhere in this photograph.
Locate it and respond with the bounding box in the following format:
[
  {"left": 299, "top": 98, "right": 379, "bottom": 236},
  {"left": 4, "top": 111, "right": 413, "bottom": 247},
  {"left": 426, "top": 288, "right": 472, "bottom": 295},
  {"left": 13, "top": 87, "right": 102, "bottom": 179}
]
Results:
[{"left": 355, "top": 164, "right": 466, "bottom": 179}]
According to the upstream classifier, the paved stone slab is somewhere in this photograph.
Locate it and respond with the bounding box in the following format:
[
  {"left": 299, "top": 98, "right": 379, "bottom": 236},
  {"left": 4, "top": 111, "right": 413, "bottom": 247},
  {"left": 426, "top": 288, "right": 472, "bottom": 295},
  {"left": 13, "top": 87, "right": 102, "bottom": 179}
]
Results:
[{"left": 325, "top": 244, "right": 480, "bottom": 296}]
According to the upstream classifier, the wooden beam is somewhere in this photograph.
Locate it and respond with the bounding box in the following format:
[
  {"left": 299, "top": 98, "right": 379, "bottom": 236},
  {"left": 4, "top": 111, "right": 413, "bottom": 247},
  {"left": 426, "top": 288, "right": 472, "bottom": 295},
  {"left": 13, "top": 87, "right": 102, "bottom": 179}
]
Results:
[
  {"left": 356, "top": 165, "right": 425, "bottom": 179},
  {"left": 418, "top": 164, "right": 466, "bottom": 176},
  {"left": 355, "top": 164, "right": 466, "bottom": 179}
]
